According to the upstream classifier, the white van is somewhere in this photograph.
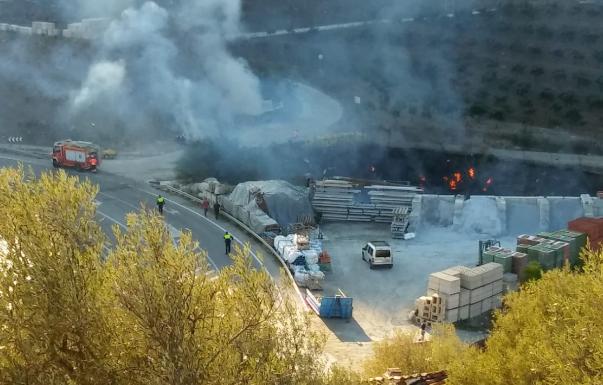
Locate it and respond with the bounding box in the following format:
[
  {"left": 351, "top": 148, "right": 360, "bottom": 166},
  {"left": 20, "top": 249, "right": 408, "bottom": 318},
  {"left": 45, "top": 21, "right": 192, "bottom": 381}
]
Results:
[{"left": 361, "top": 241, "right": 393, "bottom": 269}]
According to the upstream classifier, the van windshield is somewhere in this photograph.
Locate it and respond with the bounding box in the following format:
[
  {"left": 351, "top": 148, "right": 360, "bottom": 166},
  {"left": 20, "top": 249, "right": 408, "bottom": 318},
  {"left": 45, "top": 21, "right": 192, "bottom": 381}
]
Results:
[{"left": 375, "top": 250, "right": 390, "bottom": 258}]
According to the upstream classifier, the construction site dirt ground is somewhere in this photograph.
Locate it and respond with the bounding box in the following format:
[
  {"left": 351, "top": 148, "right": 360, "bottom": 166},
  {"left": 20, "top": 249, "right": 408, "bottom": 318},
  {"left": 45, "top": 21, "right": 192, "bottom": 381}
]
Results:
[{"left": 315, "top": 222, "right": 517, "bottom": 367}]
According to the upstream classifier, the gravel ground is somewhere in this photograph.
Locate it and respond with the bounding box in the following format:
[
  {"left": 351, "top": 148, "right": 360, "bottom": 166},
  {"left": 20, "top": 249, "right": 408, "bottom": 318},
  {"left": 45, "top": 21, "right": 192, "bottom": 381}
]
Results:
[{"left": 316, "top": 222, "right": 518, "bottom": 359}]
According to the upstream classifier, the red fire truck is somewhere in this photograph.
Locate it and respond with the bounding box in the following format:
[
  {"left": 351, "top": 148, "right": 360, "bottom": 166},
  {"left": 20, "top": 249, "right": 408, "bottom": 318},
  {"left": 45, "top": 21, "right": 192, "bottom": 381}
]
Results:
[{"left": 52, "top": 140, "right": 101, "bottom": 172}]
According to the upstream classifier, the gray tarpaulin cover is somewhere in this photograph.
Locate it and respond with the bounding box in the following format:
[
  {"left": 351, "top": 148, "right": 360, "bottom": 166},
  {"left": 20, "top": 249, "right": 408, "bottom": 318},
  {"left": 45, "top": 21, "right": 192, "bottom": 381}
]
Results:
[{"left": 228, "top": 180, "right": 313, "bottom": 228}]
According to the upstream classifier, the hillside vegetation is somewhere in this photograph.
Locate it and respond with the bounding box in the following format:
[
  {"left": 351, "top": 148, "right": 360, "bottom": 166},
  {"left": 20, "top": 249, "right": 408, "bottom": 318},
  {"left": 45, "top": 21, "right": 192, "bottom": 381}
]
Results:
[{"left": 235, "top": 1, "right": 603, "bottom": 154}]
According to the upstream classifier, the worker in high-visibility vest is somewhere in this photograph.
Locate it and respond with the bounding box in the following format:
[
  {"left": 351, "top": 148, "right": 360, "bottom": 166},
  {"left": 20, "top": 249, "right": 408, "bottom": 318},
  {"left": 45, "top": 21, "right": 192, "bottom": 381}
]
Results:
[
  {"left": 156, "top": 195, "right": 165, "bottom": 214},
  {"left": 224, "top": 231, "right": 233, "bottom": 254}
]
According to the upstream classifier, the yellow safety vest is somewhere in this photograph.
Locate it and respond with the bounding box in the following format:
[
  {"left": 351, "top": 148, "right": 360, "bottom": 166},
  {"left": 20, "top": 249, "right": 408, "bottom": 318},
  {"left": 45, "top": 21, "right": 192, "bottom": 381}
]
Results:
[
  {"left": 224, "top": 234, "right": 232, "bottom": 241},
  {"left": 157, "top": 197, "right": 165, "bottom": 204}
]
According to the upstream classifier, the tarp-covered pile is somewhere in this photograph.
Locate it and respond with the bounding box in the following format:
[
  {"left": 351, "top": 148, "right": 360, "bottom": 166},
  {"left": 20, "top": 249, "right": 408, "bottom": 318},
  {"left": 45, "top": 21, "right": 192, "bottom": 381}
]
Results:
[
  {"left": 274, "top": 234, "right": 325, "bottom": 288},
  {"left": 226, "top": 180, "right": 314, "bottom": 229}
]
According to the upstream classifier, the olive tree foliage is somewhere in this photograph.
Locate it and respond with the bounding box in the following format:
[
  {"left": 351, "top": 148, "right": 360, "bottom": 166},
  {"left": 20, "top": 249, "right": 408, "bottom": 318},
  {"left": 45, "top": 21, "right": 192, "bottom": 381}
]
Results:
[
  {"left": 0, "top": 167, "right": 329, "bottom": 385},
  {"left": 447, "top": 247, "right": 603, "bottom": 385},
  {"left": 0, "top": 166, "right": 113, "bottom": 385},
  {"left": 362, "top": 324, "right": 469, "bottom": 377},
  {"left": 107, "top": 211, "right": 327, "bottom": 385}
]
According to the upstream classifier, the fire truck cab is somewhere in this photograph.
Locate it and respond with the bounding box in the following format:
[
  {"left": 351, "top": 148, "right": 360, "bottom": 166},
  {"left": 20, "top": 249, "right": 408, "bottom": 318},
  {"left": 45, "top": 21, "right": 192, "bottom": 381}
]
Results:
[{"left": 52, "top": 140, "right": 101, "bottom": 172}]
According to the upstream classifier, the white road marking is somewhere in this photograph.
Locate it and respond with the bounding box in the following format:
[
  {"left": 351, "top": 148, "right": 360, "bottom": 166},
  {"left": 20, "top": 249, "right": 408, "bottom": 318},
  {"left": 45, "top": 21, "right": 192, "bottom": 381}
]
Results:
[
  {"left": 98, "top": 191, "right": 140, "bottom": 211},
  {"left": 164, "top": 208, "right": 179, "bottom": 215},
  {"left": 94, "top": 200, "right": 102, "bottom": 206},
  {"left": 0, "top": 153, "right": 47, "bottom": 166},
  {"left": 97, "top": 210, "right": 126, "bottom": 228}
]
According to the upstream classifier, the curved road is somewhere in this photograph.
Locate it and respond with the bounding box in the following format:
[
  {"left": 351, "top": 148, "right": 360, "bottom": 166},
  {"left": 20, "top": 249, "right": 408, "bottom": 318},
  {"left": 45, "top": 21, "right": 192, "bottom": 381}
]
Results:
[{"left": 0, "top": 152, "right": 285, "bottom": 281}]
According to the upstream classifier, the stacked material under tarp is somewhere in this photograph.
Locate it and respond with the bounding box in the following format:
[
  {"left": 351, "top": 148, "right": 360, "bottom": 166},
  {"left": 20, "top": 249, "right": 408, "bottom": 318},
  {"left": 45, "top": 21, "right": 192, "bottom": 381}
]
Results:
[
  {"left": 424, "top": 263, "right": 503, "bottom": 322},
  {"left": 273, "top": 234, "right": 325, "bottom": 288},
  {"left": 227, "top": 180, "right": 314, "bottom": 230},
  {"left": 312, "top": 177, "right": 422, "bottom": 223}
]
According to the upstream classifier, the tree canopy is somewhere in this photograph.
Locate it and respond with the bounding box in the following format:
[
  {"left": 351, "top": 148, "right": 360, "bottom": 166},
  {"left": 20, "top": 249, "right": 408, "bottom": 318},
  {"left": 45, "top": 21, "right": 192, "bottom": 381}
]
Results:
[
  {"left": 361, "top": 247, "right": 603, "bottom": 385},
  {"left": 447, "top": 247, "right": 603, "bottom": 385},
  {"left": 0, "top": 167, "right": 327, "bottom": 385}
]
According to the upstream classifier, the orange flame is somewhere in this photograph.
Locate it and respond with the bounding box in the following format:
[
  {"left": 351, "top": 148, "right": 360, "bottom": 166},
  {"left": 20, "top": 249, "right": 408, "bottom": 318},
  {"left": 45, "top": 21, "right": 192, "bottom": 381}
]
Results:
[
  {"left": 453, "top": 172, "right": 462, "bottom": 183},
  {"left": 449, "top": 180, "right": 457, "bottom": 190},
  {"left": 468, "top": 167, "right": 476, "bottom": 179}
]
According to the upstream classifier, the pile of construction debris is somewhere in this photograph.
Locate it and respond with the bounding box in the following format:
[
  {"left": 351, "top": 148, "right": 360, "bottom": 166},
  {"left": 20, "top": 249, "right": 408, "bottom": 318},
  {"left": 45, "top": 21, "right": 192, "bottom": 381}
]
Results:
[
  {"left": 274, "top": 231, "right": 327, "bottom": 289},
  {"left": 368, "top": 368, "right": 447, "bottom": 385},
  {"left": 311, "top": 178, "right": 422, "bottom": 223}
]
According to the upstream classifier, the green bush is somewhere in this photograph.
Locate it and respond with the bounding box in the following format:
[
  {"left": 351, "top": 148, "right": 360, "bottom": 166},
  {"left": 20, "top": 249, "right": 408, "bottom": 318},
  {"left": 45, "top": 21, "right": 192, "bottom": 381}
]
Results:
[{"left": 523, "top": 261, "right": 542, "bottom": 282}]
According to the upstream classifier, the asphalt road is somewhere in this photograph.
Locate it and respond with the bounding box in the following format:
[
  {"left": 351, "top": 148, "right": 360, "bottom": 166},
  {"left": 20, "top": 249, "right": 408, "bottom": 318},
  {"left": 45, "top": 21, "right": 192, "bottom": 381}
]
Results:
[{"left": 0, "top": 153, "right": 284, "bottom": 280}]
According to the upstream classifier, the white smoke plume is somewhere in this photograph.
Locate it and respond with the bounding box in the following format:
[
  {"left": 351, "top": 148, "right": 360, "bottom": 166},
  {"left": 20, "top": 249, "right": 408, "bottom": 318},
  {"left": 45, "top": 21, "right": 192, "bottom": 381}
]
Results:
[
  {"left": 68, "top": 0, "right": 263, "bottom": 140},
  {"left": 72, "top": 60, "right": 126, "bottom": 109}
]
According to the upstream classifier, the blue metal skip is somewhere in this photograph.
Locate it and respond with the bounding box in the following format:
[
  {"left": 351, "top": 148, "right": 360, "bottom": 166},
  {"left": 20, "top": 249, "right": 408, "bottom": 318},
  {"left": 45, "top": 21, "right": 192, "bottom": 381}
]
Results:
[{"left": 306, "top": 289, "right": 353, "bottom": 319}]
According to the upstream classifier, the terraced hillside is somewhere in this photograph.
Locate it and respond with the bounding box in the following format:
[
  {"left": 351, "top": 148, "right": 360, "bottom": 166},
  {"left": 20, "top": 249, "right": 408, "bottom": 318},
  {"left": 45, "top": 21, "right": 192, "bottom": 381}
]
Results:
[{"left": 234, "top": 1, "right": 603, "bottom": 154}]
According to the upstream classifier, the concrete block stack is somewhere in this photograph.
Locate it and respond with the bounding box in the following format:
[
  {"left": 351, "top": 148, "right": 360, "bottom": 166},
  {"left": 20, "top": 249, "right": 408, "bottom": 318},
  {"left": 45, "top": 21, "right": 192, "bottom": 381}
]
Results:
[
  {"left": 423, "top": 263, "right": 503, "bottom": 322},
  {"left": 415, "top": 293, "right": 446, "bottom": 325},
  {"left": 511, "top": 251, "right": 528, "bottom": 279},
  {"left": 426, "top": 271, "right": 459, "bottom": 322},
  {"left": 516, "top": 228, "right": 588, "bottom": 271},
  {"left": 526, "top": 244, "right": 557, "bottom": 269},
  {"left": 483, "top": 246, "right": 528, "bottom": 279}
]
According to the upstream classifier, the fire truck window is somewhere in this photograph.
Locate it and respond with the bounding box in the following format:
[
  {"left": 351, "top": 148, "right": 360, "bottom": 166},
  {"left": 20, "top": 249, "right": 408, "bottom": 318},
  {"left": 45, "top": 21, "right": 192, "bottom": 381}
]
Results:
[{"left": 53, "top": 146, "right": 60, "bottom": 152}]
